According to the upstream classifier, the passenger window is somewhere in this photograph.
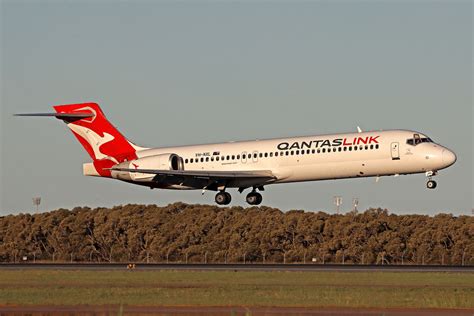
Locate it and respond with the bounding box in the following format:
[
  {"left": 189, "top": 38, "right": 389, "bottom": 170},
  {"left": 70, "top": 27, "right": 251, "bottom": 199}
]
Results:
[
  {"left": 259, "top": 153, "right": 263, "bottom": 158},
  {"left": 248, "top": 154, "right": 251, "bottom": 159},
  {"left": 343, "top": 147, "right": 347, "bottom": 151},
  {"left": 237, "top": 155, "right": 240, "bottom": 159},
  {"left": 264, "top": 153, "right": 268, "bottom": 158},
  {"left": 354, "top": 147, "right": 357, "bottom": 151},
  {"left": 286, "top": 151, "right": 289, "bottom": 156},
  {"left": 216, "top": 157, "right": 220, "bottom": 161},
  {"left": 226, "top": 155, "right": 230, "bottom": 160},
  {"left": 275, "top": 152, "right": 279, "bottom": 157},
  {"left": 206, "top": 157, "right": 209, "bottom": 162},
  {"left": 370, "top": 145, "right": 374, "bottom": 150},
  {"left": 185, "top": 159, "right": 188, "bottom": 163},
  {"left": 322, "top": 148, "right": 326, "bottom": 153},
  {"left": 338, "top": 147, "right": 342, "bottom": 152},
  {"left": 200, "top": 158, "right": 204, "bottom": 162},
  {"left": 296, "top": 150, "right": 299, "bottom": 155},
  {"left": 365, "top": 145, "right": 368, "bottom": 150},
  {"left": 232, "top": 155, "right": 235, "bottom": 160},
  {"left": 190, "top": 158, "right": 194, "bottom": 163},
  {"left": 317, "top": 149, "right": 320, "bottom": 153},
  {"left": 376, "top": 144, "right": 379, "bottom": 149},
  {"left": 270, "top": 152, "right": 273, "bottom": 157},
  {"left": 333, "top": 148, "right": 337, "bottom": 152},
  {"left": 211, "top": 157, "right": 214, "bottom": 162},
  {"left": 349, "top": 147, "right": 352, "bottom": 151},
  {"left": 291, "top": 151, "right": 294, "bottom": 155}
]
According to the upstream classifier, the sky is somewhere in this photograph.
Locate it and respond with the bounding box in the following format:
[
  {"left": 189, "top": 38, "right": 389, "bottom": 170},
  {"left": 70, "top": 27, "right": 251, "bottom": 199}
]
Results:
[{"left": 1, "top": 1, "right": 472, "bottom": 216}]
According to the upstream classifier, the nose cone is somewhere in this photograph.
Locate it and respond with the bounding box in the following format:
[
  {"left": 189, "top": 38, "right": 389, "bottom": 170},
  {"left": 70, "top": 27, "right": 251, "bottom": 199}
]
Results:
[{"left": 442, "top": 149, "right": 457, "bottom": 168}]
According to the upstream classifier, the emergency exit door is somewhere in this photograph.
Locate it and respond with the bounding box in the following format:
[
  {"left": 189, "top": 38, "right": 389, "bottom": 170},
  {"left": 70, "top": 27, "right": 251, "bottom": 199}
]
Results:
[{"left": 391, "top": 142, "right": 400, "bottom": 160}]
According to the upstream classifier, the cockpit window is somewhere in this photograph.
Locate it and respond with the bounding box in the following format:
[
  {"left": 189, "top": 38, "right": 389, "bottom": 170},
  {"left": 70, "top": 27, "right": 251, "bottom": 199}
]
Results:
[{"left": 406, "top": 133, "right": 433, "bottom": 146}]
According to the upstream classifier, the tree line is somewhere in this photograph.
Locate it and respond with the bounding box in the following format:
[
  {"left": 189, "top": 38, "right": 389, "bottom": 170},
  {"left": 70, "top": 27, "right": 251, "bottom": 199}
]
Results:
[{"left": 0, "top": 203, "right": 472, "bottom": 265}]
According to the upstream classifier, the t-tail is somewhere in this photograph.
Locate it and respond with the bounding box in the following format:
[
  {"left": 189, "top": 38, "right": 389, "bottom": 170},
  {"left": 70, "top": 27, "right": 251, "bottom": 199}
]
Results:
[{"left": 15, "top": 103, "right": 147, "bottom": 177}]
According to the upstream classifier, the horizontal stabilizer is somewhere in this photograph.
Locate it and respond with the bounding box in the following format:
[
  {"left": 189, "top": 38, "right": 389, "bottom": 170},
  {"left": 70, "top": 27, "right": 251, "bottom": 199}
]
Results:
[{"left": 15, "top": 112, "right": 94, "bottom": 119}]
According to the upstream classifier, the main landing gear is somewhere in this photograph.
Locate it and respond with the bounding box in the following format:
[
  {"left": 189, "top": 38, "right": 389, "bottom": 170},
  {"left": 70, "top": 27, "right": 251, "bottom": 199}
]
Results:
[
  {"left": 426, "top": 171, "right": 437, "bottom": 189},
  {"left": 214, "top": 188, "right": 264, "bottom": 206},
  {"left": 246, "top": 191, "right": 263, "bottom": 205},
  {"left": 215, "top": 191, "right": 232, "bottom": 205}
]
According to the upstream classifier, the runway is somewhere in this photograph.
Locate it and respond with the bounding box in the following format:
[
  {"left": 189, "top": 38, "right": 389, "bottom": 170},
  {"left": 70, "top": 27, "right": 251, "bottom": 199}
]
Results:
[{"left": 1, "top": 263, "right": 473, "bottom": 272}]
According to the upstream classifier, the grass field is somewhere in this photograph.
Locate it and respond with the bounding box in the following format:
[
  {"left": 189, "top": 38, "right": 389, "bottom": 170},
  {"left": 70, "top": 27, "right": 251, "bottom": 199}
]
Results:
[{"left": 0, "top": 270, "right": 473, "bottom": 309}]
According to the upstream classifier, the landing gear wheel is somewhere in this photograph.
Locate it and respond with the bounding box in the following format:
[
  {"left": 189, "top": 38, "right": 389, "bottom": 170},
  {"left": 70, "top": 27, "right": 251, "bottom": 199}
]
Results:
[
  {"left": 246, "top": 192, "right": 263, "bottom": 205},
  {"left": 224, "top": 192, "right": 231, "bottom": 203},
  {"left": 215, "top": 191, "right": 231, "bottom": 205},
  {"left": 426, "top": 180, "right": 437, "bottom": 189}
]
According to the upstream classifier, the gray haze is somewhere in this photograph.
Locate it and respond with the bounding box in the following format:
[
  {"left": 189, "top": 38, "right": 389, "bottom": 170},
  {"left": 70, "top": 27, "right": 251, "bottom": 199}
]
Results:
[{"left": 1, "top": 2, "right": 472, "bottom": 215}]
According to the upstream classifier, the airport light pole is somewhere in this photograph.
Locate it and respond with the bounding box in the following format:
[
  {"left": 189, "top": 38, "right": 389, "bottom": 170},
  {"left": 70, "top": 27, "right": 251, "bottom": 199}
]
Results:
[
  {"left": 352, "top": 198, "right": 359, "bottom": 212},
  {"left": 32, "top": 197, "right": 41, "bottom": 213},
  {"left": 334, "top": 196, "right": 342, "bottom": 214}
]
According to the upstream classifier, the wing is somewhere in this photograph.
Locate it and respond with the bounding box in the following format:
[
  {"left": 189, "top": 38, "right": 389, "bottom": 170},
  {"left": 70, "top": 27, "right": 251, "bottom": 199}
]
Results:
[{"left": 110, "top": 167, "right": 276, "bottom": 190}]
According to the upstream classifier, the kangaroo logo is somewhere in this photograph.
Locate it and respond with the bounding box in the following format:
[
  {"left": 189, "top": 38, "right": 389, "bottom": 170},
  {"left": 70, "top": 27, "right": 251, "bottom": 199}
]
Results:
[{"left": 68, "top": 124, "right": 119, "bottom": 164}]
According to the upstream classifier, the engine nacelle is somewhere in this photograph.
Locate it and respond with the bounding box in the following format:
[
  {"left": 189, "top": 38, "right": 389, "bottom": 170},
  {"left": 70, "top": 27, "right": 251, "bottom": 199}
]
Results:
[{"left": 111, "top": 153, "right": 184, "bottom": 182}]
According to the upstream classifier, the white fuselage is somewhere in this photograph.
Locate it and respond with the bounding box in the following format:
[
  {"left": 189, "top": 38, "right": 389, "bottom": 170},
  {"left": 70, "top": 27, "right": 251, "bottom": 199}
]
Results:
[
  {"left": 21, "top": 102, "right": 457, "bottom": 205},
  {"left": 114, "top": 129, "right": 456, "bottom": 189}
]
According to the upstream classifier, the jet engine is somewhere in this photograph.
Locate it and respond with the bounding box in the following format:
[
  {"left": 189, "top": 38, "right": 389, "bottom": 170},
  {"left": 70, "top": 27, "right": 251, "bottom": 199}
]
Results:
[{"left": 111, "top": 153, "right": 184, "bottom": 182}]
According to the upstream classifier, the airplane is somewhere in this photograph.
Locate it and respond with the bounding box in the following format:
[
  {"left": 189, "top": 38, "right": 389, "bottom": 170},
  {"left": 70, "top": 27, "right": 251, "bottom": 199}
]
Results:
[{"left": 16, "top": 102, "right": 457, "bottom": 205}]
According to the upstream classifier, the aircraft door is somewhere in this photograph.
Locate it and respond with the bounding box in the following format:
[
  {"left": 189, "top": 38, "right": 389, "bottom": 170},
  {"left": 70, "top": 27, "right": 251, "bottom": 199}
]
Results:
[
  {"left": 391, "top": 142, "right": 400, "bottom": 160},
  {"left": 241, "top": 151, "right": 247, "bottom": 164}
]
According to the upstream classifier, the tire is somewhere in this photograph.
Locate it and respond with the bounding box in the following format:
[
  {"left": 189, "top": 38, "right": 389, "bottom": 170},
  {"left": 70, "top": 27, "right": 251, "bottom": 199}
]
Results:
[
  {"left": 427, "top": 180, "right": 437, "bottom": 189},
  {"left": 215, "top": 192, "right": 228, "bottom": 205},
  {"left": 224, "top": 192, "right": 232, "bottom": 205},
  {"left": 246, "top": 192, "right": 262, "bottom": 205},
  {"left": 246, "top": 193, "right": 256, "bottom": 205}
]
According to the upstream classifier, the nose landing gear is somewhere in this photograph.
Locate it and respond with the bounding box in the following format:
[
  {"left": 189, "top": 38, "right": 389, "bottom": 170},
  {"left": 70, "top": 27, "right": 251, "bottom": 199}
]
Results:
[
  {"left": 426, "top": 180, "right": 437, "bottom": 189},
  {"left": 425, "top": 171, "right": 438, "bottom": 189}
]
